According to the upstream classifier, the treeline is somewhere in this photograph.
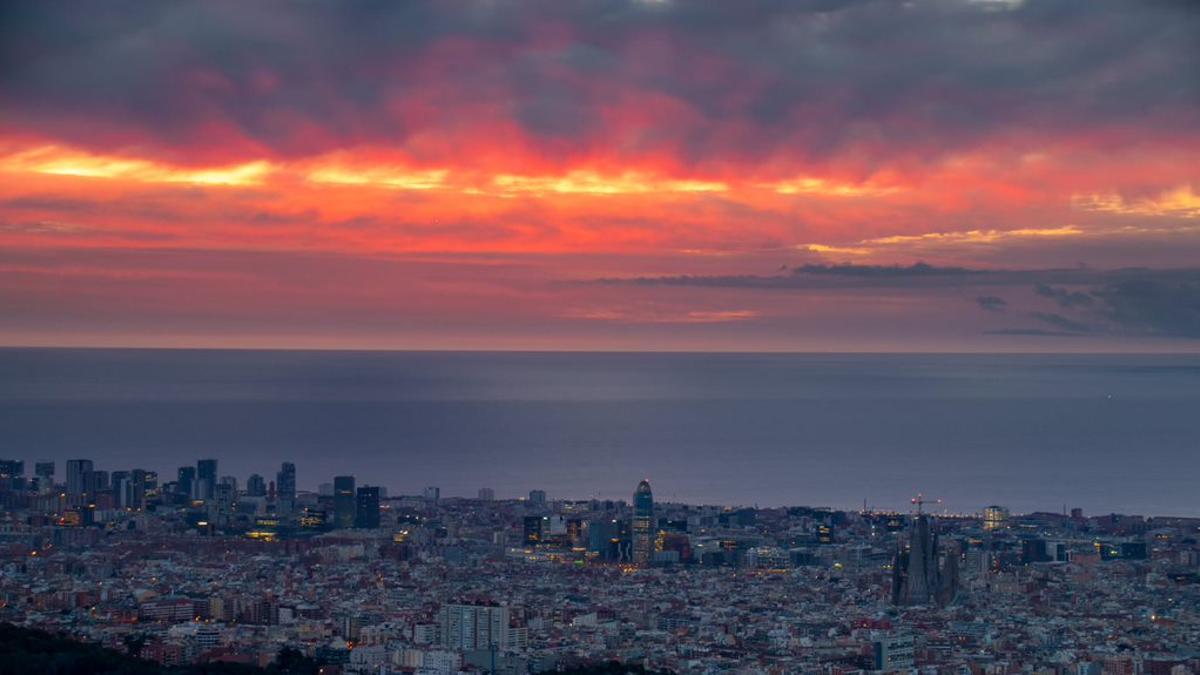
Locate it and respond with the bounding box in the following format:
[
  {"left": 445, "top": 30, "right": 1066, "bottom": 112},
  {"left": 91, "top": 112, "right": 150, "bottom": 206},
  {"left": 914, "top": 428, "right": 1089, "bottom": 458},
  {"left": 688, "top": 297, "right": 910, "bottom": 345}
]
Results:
[
  {"left": 0, "top": 623, "right": 320, "bottom": 675},
  {"left": 0, "top": 623, "right": 672, "bottom": 675}
]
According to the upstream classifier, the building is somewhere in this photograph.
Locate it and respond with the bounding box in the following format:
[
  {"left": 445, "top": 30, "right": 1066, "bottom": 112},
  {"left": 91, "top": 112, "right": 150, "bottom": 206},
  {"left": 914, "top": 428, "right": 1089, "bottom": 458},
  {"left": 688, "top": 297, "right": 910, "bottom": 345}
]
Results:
[
  {"left": 478, "top": 488, "right": 494, "bottom": 501},
  {"left": 34, "top": 461, "right": 54, "bottom": 493},
  {"left": 35, "top": 461, "right": 54, "bottom": 481},
  {"left": 528, "top": 489, "right": 546, "bottom": 505},
  {"left": 983, "top": 505, "right": 1009, "bottom": 531},
  {"left": 0, "top": 460, "right": 24, "bottom": 490},
  {"left": 276, "top": 462, "right": 296, "bottom": 514},
  {"left": 196, "top": 459, "right": 218, "bottom": 500},
  {"left": 892, "top": 513, "right": 959, "bottom": 606},
  {"left": 246, "top": 473, "right": 266, "bottom": 497},
  {"left": 523, "top": 516, "right": 544, "bottom": 545},
  {"left": 65, "top": 459, "right": 94, "bottom": 498},
  {"left": 128, "top": 469, "right": 148, "bottom": 509},
  {"left": 424, "top": 486, "right": 440, "bottom": 502},
  {"left": 438, "top": 603, "right": 513, "bottom": 651},
  {"left": 333, "top": 475, "right": 356, "bottom": 529},
  {"left": 355, "top": 486, "right": 381, "bottom": 528},
  {"left": 873, "top": 632, "right": 915, "bottom": 671},
  {"left": 632, "top": 479, "right": 654, "bottom": 567},
  {"left": 111, "top": 471, "right": 132, "bottom": 509},
  {"left": 177, "top": 466, "right": 196, "bottom": 500}
]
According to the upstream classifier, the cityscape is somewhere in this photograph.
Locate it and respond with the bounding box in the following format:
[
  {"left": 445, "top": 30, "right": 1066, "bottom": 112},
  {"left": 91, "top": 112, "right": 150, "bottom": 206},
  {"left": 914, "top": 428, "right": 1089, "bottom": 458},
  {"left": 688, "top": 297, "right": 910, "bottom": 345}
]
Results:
[
  {"left": 2, "top": 0, "right": 1199, "bottom": 673},
  {"left": 1, "top": 457, "right": 1198, "bottom": 673}
]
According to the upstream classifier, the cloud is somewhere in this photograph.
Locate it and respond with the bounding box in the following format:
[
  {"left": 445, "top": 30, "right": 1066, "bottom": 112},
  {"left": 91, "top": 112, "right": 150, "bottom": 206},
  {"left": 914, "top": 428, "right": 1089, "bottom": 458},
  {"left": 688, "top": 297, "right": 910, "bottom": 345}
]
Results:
[
  {"left": 0, "top": 0, "right": 1196, "bottom": 172},
  {"left": 976, "top": 295, "right": 1008, "bottom": 312},
  {"left": 0, "top": 1, "right": 1197, "bottom": 348},
  {"left": 1092, "top": 278, "right": 1200, "bottom": 338},
  {"left": 1034, "top": 283, "right": 1094, "bottom": 308},
  {"left": 596, "top": 262, "right": 1200, "bottom": 339},
  {"left": 1030, "top": 311, "right": 1093, "bottom": 334},
  {"left": 596, "top": 262, "right": 1195, "bottom": 290},
  {"left": 984, "top": 328, "right": 1087, "bottom": 338}
]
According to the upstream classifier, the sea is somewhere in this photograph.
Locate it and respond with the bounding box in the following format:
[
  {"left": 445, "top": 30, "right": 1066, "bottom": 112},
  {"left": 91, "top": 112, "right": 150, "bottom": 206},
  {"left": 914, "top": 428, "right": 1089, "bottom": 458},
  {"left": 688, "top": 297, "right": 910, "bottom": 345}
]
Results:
[{"left": 1, "top": 348, "right": 1198, "bottom": 516}]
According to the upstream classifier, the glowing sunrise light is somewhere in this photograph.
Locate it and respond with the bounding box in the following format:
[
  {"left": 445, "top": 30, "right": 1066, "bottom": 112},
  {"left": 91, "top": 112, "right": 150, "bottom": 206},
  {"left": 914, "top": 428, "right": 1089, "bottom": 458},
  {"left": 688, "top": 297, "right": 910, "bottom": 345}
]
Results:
[
  {"left": 763, "top": 177, "right": 899, "bottom": 198},
  {"left": 0, "top": 146, "right": 272, "bottom": 186},
  {"left": 491, "top": 171, "right": 729, "bottom": 196},
  {"left": 867, "top": 226, "right": 1084, "bottom": 246},
  {"left": 1073, "top": 186, "right": 1200, "bottom": 219},
  {"left": 306, "top": 166, "right": 450, "bottom": 190}
]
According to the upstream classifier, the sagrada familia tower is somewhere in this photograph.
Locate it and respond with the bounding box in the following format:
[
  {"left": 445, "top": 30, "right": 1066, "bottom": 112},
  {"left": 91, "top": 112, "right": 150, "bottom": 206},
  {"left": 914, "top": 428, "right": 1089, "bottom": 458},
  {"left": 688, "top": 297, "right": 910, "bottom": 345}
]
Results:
[{"left": 891, "top": 504, "right": 960, "bottom": 607}]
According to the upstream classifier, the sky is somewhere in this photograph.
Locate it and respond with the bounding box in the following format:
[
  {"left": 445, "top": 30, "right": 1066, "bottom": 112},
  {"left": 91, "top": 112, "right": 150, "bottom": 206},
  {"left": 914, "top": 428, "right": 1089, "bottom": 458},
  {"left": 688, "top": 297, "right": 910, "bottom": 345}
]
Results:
[{"left": 0, "top": 0, "right": 1198, "bottom": 351}]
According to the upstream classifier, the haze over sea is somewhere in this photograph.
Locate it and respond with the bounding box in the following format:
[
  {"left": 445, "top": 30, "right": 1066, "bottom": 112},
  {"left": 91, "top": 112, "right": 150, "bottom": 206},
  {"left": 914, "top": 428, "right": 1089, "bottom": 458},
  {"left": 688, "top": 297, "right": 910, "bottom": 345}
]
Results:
[{"left": 2, "top": 348, "right": 1198, "bottom": 517}]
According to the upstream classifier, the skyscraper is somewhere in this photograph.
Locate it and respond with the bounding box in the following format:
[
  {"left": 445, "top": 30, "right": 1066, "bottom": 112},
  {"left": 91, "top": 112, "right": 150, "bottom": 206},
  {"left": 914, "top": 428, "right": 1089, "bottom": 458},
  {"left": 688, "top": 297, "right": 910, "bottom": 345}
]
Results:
[
  {"left": 196, "top": 459, "right": 218, "bottom": 500},
  {"left": 177, "top": 466, "right": 196, "bottom": 500},
  {"left": 355, "top": 486, "right": 381, "bottom": 528},
  {"left": 111, "top": 471, "right": 131, "bottom": 509},
  {"left": 0, "top": 460, "right": 24, "bottom": 492},
  {"left": 632, "top": 479, "right": 654, "bottom": 567},
  {"left": 276, "top": 462, "right": 296, "bottom": 514},
  {"left": 34, "top": 461, "right": 54, "bottom": 494},
  {"left": 523, "top": 516, "right": 544, "bottom": 545},
  {"left": 478, "top": 487, "right": 495, "bottom": 501},
  {"left": 66, "top": 459, "right": 94, "bottom": 498},
  {"left": 129, "top": 469, "right": 148, "bottom": 509},
  {"left": 246, "top": 473, "right": 267, "bottom": 497},
  {"left": 424, "top": 486, "right": 440, "bottom": 502},
  {"left": 333, "top": 475, "right": 356, "bottom": 529},
  {"left": 34, "top": 458, "right": 54, "bottom": 480}
]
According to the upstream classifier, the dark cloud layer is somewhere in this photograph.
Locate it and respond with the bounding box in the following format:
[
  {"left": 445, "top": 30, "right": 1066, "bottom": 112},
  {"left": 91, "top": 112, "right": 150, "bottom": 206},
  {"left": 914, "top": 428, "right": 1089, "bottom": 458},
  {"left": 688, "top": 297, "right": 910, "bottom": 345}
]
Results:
[
  {"left": 598, "top": 263, "right": 1198, "bottom": 290},
  {"left": 1, "top": 0, "right": 1197, "bottom": 167},
  {"left": 976, "top": 296, "right": 1008, "bottom": 312},
  {"left": 598, "top": 262, "right": 1200, "bottom": 339}
]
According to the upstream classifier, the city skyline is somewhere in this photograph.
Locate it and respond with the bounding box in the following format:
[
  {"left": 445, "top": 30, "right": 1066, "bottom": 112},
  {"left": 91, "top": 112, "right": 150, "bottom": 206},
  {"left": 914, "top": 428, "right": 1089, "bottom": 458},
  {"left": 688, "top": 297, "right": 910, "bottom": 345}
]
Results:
[
  {"left": 0, "top": 447, "right": 1191, "bottom": 673},
  {"left": 0, "top": 455, "right": 1160, "bottom": 523},
  {"left": 1, "top": 1, "right": 1198, "bottom": 351}
]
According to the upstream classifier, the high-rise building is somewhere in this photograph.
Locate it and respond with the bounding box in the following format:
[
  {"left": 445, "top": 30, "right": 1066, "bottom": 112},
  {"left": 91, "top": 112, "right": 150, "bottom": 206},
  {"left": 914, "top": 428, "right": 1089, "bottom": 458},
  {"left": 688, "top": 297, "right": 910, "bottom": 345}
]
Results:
[
  {"left": 523, "top": 516, "right": 545, "bottom": 545},
  {"left": 196, "top": 459, "right": 218, "bottom": 500},
  {"left": 177, "top": 466, "right": 196, "bottom": 499},
  {"left": 0, "top": 460, "right": 24, "bottom": 492},
  {"left": 424, "top": 486, "right": 440, "bottom": 502},
  {"left": 355, "top": 486, "right": 381, "bottom": 528},
  {"left": 333, "top": 475, "right": 356, "bottom": 529},
  {"left": 477, "top": 487, "right": 495, "bottom": 501},
  {"left": 35, "top": 461, "right": 53, "bottom": 480},
  {"left": 276, "top": 462, "right": 296, "bottom": 514},
  {"left": 129, "top": 469, "right": 148, "bottom": 509},
  {"left": 588, "top": 518, "right": 620, "bottom": 560},
  {"left": 891, "top": 513, "right": 959, "bottom": 606},
  {"left": 112, "top": 472, "right": 133, "bottom": 509},
  {"left": 215, "top": 479, "right": 237, "bottom": 512},
  {"left": 34, "top": 461, "right": 55, "bottom": 494},
  {"left": 632, "top": 479, "right": 654, "bottom": 567},
  {"left": 246, "top": 473, "right": 267, "bottom": 497},
  {"left": 66, "top": 459, "right": 94, "bottom": 498},
  {"left": 528, "top": 489, "right": 546, "bottom": 505},
  {"left": 438, "top": 603, "right": 512, "bottom": 651}
]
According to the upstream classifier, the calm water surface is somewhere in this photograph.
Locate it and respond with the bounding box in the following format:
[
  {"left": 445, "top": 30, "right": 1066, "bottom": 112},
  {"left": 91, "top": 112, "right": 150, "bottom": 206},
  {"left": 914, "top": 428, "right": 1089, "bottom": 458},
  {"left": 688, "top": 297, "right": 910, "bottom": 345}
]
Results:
[{"left": 1, "top": 349, "right": 1197, "bottom": 515}]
